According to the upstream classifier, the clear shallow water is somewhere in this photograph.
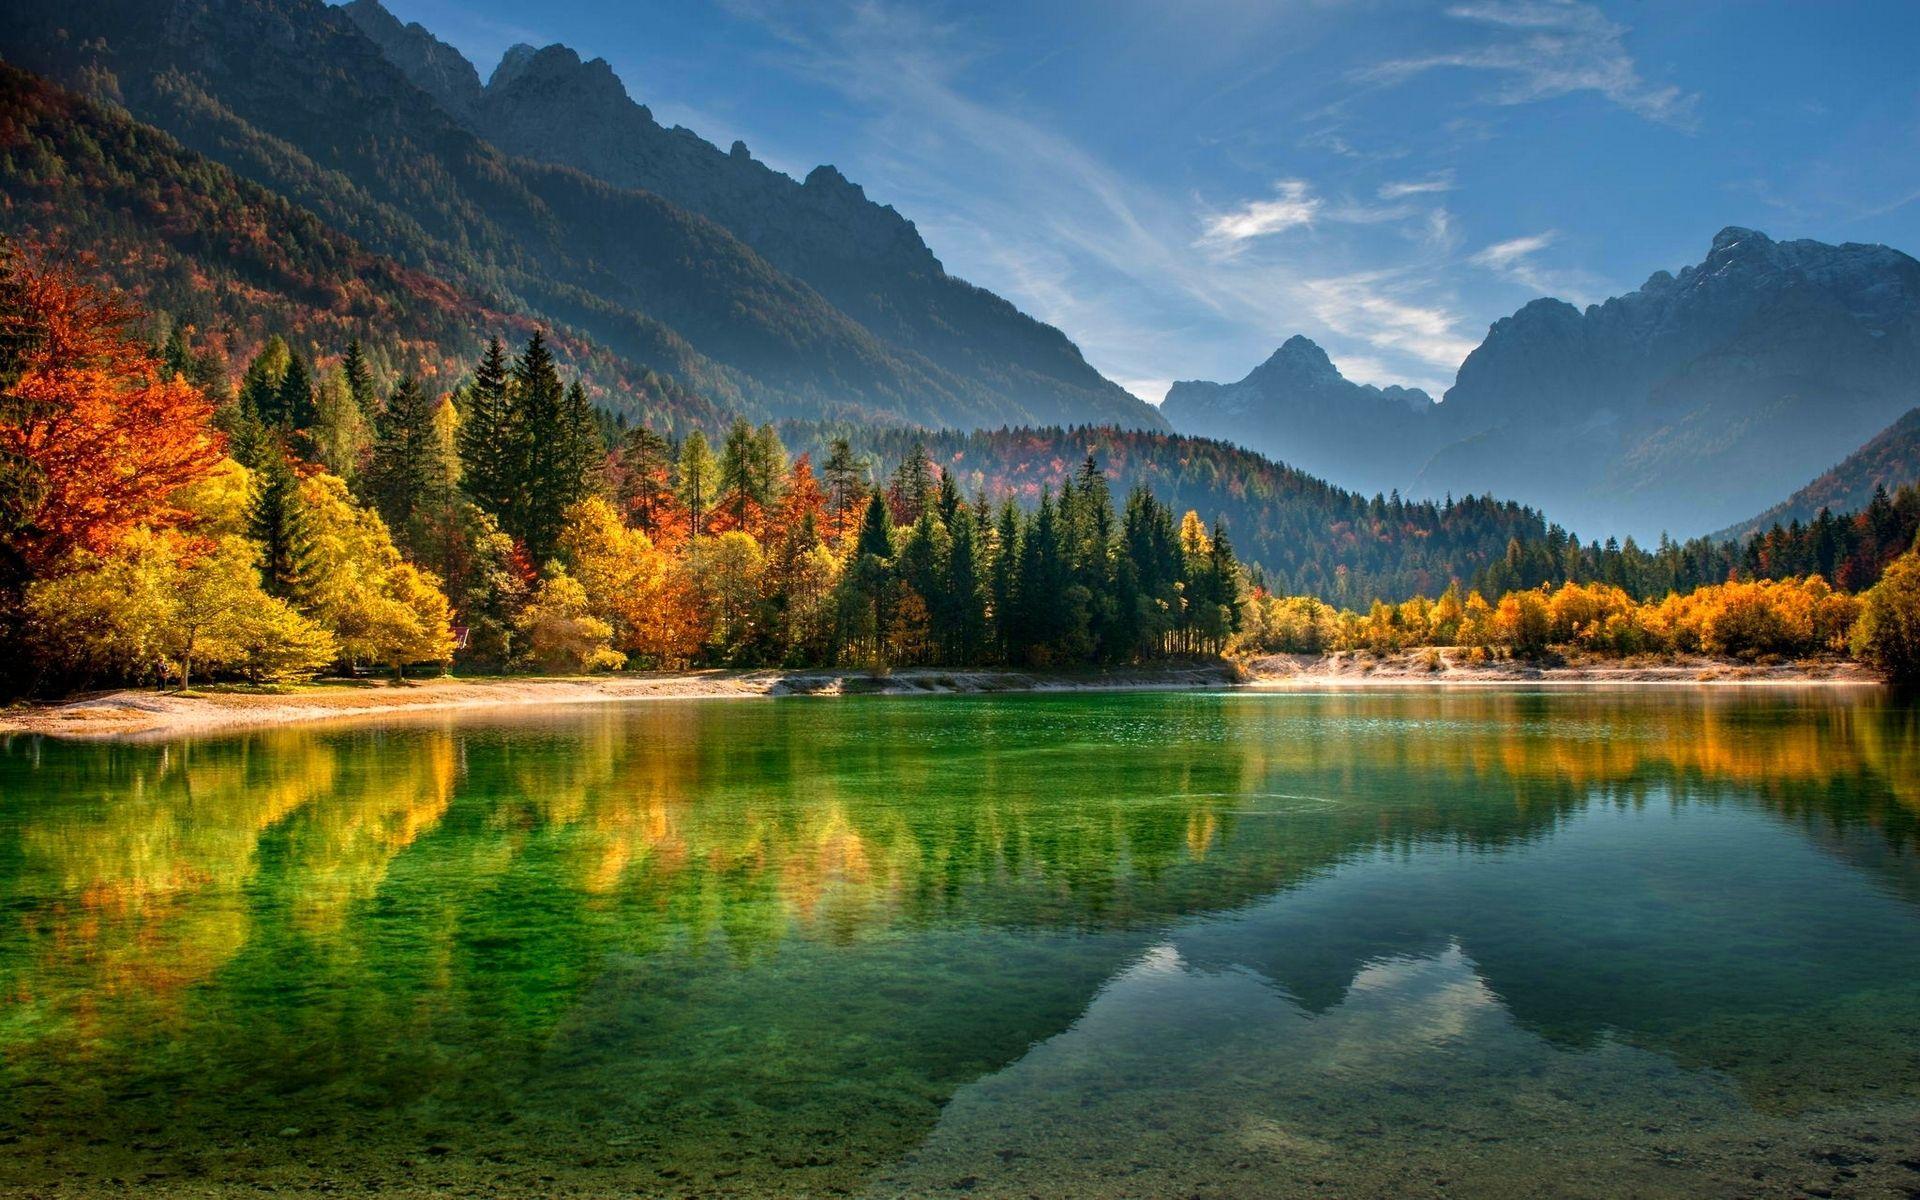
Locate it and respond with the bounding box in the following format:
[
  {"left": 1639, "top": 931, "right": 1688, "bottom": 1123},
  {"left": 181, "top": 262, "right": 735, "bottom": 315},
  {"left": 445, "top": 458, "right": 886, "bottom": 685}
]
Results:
[{"left": 2, "top": 689, "right": 1919, "bottom": 1198}]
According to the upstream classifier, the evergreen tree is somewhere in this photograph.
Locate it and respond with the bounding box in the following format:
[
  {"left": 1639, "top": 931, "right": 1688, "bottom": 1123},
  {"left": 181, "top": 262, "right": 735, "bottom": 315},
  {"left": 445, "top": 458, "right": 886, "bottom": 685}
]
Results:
[
  {"left": 887, "top": 441, "right": 937, "bottom": 525},
  {"left": 990, "top": 500, "right": 1022, "bottom": 661},
  {"left": 617, "top": 425, "right": 674, "bottom": 535},
  {"left": 274, "top": 353, "right": 317, "bottom": 432},
  {"left": 718, "top": 417, "right": 759, "bottom": 529},
  {"left": 856, "top": 491, "right": 894, "bottom": 560},
  {"left": 510, "top": 334, "right": 599, "bottom": 563},
  {"left": 341, "top": 337, "right": 377, "bottom": 420},
  {"left": 366, "top": 376, "right": 447, "bottom": 538},
  {"left": 457, "top": 336, "right": 518, "bottom": 522},
  {"left": 822, "top": 437, "right": 868, "bottom": 543},
  {"left": 944, "top": 504, "right": 987, "bottom": 663},
  {"left": 249, "top": 444, "right": 308, "bottom": 598}
]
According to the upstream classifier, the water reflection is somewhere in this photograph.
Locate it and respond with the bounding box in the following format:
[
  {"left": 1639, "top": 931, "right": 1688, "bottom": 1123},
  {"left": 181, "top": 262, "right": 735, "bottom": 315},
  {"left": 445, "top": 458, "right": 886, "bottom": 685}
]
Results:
[{"left": 0, "top": 689, "right": 1917, "bottom": 1196}]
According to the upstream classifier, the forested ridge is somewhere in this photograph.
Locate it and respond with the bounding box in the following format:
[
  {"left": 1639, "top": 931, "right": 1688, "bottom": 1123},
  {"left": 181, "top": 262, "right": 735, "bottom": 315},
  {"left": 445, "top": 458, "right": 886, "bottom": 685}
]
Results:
[{"left": 5, "top": 252, "right": 1919, "bottom": 699}]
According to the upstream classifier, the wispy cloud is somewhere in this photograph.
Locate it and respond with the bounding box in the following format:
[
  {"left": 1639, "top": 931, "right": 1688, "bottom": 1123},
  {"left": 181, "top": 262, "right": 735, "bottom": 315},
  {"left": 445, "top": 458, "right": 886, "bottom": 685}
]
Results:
[
  {"left": 1364, "top": 0, "right": 1698, "bottom": 129},
  {"left": 1465, "top": 229, "right": 1603, "bottom": 301},
  {"left": 722, "top": 0, "right": 1481, "bottom": 396},
  {"left": 1470, "top": 230, "right": 1557, "bottom": 271},
  {"left": 1378, "top": 174, "right": 1456, "bottom": 200},
  {"left": 1200, "top": 180, "right": 1320, "bottom": 245},
  {"left": 1300, "top": 271, "right": 1480, "bottom": 380}
]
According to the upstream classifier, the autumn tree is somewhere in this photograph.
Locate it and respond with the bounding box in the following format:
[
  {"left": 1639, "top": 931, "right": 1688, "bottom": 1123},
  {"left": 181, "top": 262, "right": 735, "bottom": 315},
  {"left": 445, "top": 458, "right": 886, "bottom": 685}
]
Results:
[
  {"left": 26, "top": 528, "right": 334, "bottom": 689},
  {"left": 517, "top": 565, "right": 625, "bottom": 673},
  {"left": 0, "top": 253, "right": 223, "bottom": 591},
  {"left": 1852, "top": 546, "right": 1920, "bottom": 686}
]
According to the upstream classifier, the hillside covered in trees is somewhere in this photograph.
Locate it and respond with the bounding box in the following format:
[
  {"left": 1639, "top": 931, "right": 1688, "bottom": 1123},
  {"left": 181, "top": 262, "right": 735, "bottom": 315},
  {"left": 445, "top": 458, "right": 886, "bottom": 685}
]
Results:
[
  {"left": 1721, "top": 408, "right": 1920, "bottom": 541},
  {"left": 0, "top": 0, "right": 1163, "bottom": 432}
]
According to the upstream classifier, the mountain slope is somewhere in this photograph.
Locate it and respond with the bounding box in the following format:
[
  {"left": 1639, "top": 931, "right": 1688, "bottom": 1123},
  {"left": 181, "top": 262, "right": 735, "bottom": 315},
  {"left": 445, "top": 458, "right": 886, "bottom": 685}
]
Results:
[
  {"left": 338, "top": 0, "right": 1162, "bottom": 432},
  {"left": 1419, "top": 227, "right": 1920, "bottom": 539},
  {"left": 0, "top": 0, "right": 1157, "bottom": 431},
  {"left": 1719, "top": 406, "right": 1920, "bottom": 540},
  {"left": 0, "top": 61, "right": 731, "bottom": 429},
  {"left": 1159, "top": 336, "right": 1436, "bottom": 497}
]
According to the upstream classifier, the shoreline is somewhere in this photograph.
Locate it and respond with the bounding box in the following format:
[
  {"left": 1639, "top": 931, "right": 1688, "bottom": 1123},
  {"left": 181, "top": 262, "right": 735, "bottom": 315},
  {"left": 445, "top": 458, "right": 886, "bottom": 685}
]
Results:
[{"left": 0, "top": 654, "right": 1883, "bottom": 741}]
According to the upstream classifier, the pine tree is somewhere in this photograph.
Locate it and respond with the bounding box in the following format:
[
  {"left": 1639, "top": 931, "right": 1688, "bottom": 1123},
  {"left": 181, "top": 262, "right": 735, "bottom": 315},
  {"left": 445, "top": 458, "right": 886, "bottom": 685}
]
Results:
[
  {"left": 341, "top": 337, "right": 376, "bottom": 420},
  {"left": 250, "top": 444, "right": 308, "bottom": 598},
  {"left": 945, "top": 504, "right": 986, "bottom": 663},
  {"left": 366, "top": 376, "right": 447, "bottom": 538},
  {"left": 856, "top": 491, "right": 894, "bottom": 560},
  {"left": 275, "top": 353, "right": 317, "bottom": 431},
  {"left": 718, "top": 417, "right": 759, "bottom": 529},
  {"left": 617, "top": 425, "right": 674, "bottom": 535},
  {"left": 887, "top": 441, "right": 937, "bottom": 525},
  {"left": 990, "top": 500, "right": 1021, "bottom": 661},
  {"left": 509, "top": 334, "right": 598, "bottom": 563},
  {"left": 458, "top": 336, "right": 518, "bottom": 522},
  {"left": 822, "top": 437, "right": 867, "bottom": 542}
]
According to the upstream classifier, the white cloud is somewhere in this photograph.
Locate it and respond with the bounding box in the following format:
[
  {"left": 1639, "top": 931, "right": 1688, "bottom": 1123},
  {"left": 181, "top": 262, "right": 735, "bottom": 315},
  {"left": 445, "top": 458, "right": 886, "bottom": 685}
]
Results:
[
  {"left": 725, "top": 0, "right": 1480, "bottom": 399},
  {"left": 1469, "top": 230, "right": 1558, "bottom": 271},
  {"left": 1301, "top": 271, "right": 1479, "bottom": 383},
  {"left": 1378, "top": 175, "right": 1455, "bottom": 199},
  {"left": 1365, "top": 0, "right": 1698, "bottom": 129},
  {"left": 1200, "top": 180, "right": 1320, "bottom": 246}
]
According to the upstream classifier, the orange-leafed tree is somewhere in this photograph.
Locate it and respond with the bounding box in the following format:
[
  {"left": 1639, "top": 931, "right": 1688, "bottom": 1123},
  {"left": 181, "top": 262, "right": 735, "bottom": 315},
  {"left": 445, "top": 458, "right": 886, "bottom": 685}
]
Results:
[
  {"left": 0, "top": 249, "right": 223, "bottom": 580},
  {"left": 777, "top": 454, "right": 827, "bottom": 538}
]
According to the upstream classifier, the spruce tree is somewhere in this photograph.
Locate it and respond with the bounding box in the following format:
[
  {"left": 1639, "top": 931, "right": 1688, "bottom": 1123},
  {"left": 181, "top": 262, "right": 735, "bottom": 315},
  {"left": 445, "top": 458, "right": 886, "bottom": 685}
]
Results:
[
  {"left": 366, "top": 376, "right": 446, "bottom": 537},
  {"left": 718, "top": 417, "right": 759, "bottom": 528},
  {"left": 275, "top": 353, "right": 317, "bottom": 431},
  {"left": 617, "top": 425, "right": 674, "bottom": 535},
  {"left": 250, "top": 444, "right": 308, "bottom": 598},
  {"left": 457, "top": 336, "right": 518, "bottom": 522},
  {"left": 822, "top": 437, "right": 867, "bottom": 542},
  {"left": 887, "top": 441, "right": 937, "bottom": 525},
  {"left": 341, "top": 337, "right": 377, "bottom": 419}
]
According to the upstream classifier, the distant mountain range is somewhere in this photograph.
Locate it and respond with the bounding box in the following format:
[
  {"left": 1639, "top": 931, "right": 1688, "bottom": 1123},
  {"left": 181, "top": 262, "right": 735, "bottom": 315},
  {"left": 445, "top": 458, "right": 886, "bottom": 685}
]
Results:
[
  {"left": 1160, "top": 336, "right": 1435, "bottom": 500},
  {"left": 1164, "top": 228, "right": 1920, "bottom": 540},
  {"left": 0, "top": 0, "right": 1164, "bottom": 432}
]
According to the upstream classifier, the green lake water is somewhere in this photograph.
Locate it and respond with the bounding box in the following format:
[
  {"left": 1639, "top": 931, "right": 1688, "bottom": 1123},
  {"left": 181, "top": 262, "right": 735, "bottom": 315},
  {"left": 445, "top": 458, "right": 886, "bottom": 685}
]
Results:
[{"left": 3, "top": 689, "right": 1920, "bottom": 1198}]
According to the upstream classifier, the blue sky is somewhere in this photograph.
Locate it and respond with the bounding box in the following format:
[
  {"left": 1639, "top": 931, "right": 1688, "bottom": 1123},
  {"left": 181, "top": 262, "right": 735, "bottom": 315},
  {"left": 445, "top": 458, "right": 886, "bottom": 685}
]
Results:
[{"left": 374, "top": 0, "right": 1920, "bottom": 402}]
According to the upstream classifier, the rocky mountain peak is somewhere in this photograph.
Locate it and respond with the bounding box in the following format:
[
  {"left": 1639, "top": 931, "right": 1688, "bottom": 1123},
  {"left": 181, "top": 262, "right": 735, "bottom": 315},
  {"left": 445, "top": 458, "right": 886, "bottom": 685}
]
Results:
[
  {"left": 1709, "top": 225, "right": 1771, "bottom": 256},
  {"left": 340, "top": 0, "right": 482, "bottom": 119},
  {"left": 1254, "top": 335, "right": 1340, "bottom": 381},
  {"left": 485, "top": 43, "right": 627, "bottom": 106}
]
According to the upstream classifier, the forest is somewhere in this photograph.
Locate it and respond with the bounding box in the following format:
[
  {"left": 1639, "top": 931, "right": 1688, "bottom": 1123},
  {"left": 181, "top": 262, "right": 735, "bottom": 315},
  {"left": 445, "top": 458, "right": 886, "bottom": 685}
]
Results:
[{"left": 3, "top": 249, "right": 1918, "bottom": 694}]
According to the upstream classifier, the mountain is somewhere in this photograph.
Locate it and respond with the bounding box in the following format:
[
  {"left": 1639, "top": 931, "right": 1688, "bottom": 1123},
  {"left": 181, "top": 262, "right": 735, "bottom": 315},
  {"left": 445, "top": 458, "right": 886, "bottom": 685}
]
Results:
[
  {"left": 1421, "top": 227, "right": 1920, "bottom": 539},
  {"left": 0, "top": 0, "right": 1164, "bottom": 432},
  {"left": 1162, "top": 228, "right": 1920, "bottom": 541},
  {"left": 1159, "top": 336, "right": 1436, "bottom": 498},
  {"left": 0, "top": 61, "right": 724, "bottom": 431},
  {"left": 338, "top": 0, "right": 1165, "bottom": 433},
  {"left": 1719, "top": 406, "right": 1920, "bottom": 541}
]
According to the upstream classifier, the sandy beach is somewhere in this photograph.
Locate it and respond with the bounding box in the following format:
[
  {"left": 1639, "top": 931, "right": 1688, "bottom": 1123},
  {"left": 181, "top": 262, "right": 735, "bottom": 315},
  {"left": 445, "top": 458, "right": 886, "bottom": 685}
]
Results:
[
  {"left": 0, "top": 653, "right": 1882, "bottom": 741},
  {"left": 0, "top": 664, "right": 1243, "bottom": 740}
]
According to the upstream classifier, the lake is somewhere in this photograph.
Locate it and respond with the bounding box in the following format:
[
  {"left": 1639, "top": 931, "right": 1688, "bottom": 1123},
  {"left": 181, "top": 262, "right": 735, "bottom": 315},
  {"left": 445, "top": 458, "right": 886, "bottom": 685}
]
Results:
[{"left": 3, "top": 689, "right": 1919, "bottom": 1198}]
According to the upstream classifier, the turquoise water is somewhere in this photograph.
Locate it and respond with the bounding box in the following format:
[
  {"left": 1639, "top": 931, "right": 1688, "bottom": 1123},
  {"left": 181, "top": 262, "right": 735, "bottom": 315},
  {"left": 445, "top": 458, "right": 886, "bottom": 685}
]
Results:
[{"left": 2, "top": 689, "right": 1919, "bottom": 1197}]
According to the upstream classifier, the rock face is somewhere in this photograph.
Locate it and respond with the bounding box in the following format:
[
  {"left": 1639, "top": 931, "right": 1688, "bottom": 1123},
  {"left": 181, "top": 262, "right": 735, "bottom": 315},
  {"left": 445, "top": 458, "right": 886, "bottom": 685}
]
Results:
[
  {"left": 1423, "top": 227, "right": 1920, "bottom": 538},
  {"left": 1163, "top": 228, "right": 1920, "bottom": 539},
  {"left": 1160, "top": 337, "right": 1436, "bottom": 497},
  {"left": 342, "top": 0, "right": 1161, "bottom": 432}
]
